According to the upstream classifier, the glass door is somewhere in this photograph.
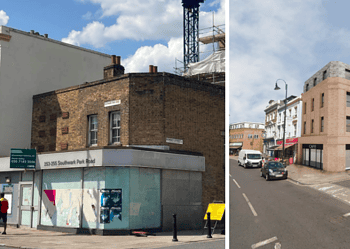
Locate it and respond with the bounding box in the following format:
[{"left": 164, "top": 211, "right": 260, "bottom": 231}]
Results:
[{"left": 19, "top": 184, "right": 33, "bottom": 227}]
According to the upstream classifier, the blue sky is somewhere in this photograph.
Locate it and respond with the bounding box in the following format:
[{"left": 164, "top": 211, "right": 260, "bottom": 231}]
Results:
[
  {"left": 229, "top": 0, "right": 350, "bottom": 124},
  {"left": 0, "top": 0, "right": 224, "bottom": 74}
]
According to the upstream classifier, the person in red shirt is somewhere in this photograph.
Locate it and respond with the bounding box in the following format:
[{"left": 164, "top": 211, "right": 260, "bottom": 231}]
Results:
[{"left": 0, "top": 193, "right": 8, "bottom": 234}]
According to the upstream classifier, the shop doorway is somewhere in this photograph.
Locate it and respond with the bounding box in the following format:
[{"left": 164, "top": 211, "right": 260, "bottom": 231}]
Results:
[
  {"left": 302, "top": 144, "right": 323, "bottom": 170},
  {"left": 19, "top": 183, "right": 33, "bottom": 227}
]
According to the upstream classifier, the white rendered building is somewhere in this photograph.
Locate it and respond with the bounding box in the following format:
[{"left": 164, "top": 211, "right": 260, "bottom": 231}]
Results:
[{"left": 0, "top": 26, "right": 111, "bottom": 156}]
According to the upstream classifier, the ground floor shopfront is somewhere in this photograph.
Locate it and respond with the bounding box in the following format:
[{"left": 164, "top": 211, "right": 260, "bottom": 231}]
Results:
[
  {"left": 297, "top": 136, "right": 346, "bottom": 172},
  {"left": 0, "top": 148, "right": 205, "bottom": 234},
  {"left": 229, "top": 143, "right": 242, "bottom": 155}
]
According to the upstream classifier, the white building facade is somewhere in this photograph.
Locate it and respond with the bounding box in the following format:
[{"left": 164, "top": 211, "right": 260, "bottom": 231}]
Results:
[
  {"left": 0, "top": 26, "right": 111, "bottom": 156},
  {"left": 265, "top": 96, "right": 302, "bottom": 161},
  {"left": 264, "top": 100, "right": 282, "bottom": 156}
]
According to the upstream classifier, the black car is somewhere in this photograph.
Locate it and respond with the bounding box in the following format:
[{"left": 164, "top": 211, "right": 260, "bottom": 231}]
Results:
[{"left": 260, "top": 161, "right": 288, "bottom": 181}]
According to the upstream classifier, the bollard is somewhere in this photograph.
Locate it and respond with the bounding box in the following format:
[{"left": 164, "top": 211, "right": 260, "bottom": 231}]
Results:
[
  {"left": 207, "top": 212, "right": 212, "bottom": 238},
  {"left": 172, "top": 214, "right": 178, "bottom": 242}
]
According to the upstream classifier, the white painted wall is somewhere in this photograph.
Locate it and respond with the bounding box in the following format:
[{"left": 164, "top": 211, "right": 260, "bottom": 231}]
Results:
[
  {"left": 277, "top": 97, "right": 302, "bottom": 139},
  {"left": 0, "top": 26, "right": 111, "bottom": 156}
]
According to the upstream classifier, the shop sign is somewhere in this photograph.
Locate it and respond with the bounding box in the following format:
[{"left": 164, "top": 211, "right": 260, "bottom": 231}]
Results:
[
  {"left": 2, "top": 184, "right": 13, "bottom": 193},
  {"left": 43, "top": 158, "right": 96, "bottom": 167},
  {"left": 166, "top": 138, "right": 183, "bottom": 145},
  {"left": 230, "top": 142, "right": 243, "bottom": 146},
  {"left": 286, "top": 138, "right": 298, "bottom": 144},
  {"left": 277, "top": 138, "right": 298, "bottom": 145},
  {"left": 204, "top": 203, "right": 225, "bottom": 221},
  {"left": 104, "top": 100, "right": 121, "bottom": 107},
  {"left": 10, "top": 149, "right": 36, "bottom": 169}
]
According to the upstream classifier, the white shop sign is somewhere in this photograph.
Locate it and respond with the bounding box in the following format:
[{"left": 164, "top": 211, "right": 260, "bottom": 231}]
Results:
[
  {"left": 166, "top": 138, "right": 183, "bottom": 145},
  {"left": 104, "top": 100, "right": 121, "bottom": 107}
]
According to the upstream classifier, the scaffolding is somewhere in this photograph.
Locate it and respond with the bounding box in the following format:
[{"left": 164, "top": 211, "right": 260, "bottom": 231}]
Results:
[{"left": 175, "top": 12, "right": 225, "bottom": 85}]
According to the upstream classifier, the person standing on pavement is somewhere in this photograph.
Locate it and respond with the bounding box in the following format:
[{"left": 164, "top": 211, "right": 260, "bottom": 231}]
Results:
[{"left": 0, "top": 193, "right": 8, "bottom": 234}]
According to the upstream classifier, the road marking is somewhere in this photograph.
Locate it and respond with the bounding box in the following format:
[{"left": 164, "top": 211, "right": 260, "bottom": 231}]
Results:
[
  {"left": 343, "top": 212, "right": 350, "bottom": 217},
  {"left": 233, "top": 179, "right": 241, "bottom": 188},
  {"left": 251, "top": 236, "right": 278, "bottom": 248},
  {"left": 242, "top": 193, "right": 257, "bottom": 216}
]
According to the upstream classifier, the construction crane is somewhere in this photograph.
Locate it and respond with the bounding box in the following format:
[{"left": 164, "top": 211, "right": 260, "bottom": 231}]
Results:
[{"left": 182, "top": 0, "right": 204, "bottom": 71}]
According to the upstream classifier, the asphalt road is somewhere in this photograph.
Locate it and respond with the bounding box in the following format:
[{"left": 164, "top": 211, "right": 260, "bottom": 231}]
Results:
[{"left": 230, "top": 158, "right": 350, "bottom": 249}]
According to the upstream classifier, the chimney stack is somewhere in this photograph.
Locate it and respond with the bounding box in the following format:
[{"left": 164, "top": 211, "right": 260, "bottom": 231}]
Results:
[
  {"left": 153, "top": 66, "right": 158, "bottom": 73},
  {"left": 149, "top": 65, "right": 154, "bottom": 73},
  {"left": 104, "top": 55, "right": 125, "bottom": 79}
]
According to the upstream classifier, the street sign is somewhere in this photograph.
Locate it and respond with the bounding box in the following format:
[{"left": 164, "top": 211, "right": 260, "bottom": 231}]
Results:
[
  {"left": 204, "top": 203, "right": 225, "bottom": 221},
  {"left": 10, "top": 149, "right": 36, "bottom": 169}
]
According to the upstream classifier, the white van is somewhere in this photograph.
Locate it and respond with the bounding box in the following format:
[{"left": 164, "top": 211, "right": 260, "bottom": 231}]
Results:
[{"left": 238, "top": 150, "right": 263, "bottom": 168}]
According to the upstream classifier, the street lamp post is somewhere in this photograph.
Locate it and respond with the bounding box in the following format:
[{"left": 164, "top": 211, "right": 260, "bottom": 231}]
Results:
[{"left": 274, "top": 79, "right": 288, "bottom": 163}]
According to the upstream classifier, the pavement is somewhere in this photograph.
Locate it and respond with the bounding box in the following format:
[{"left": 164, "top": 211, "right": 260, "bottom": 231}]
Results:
[{"left": 0, "top": 228, "right": 224, "bottom": 249}]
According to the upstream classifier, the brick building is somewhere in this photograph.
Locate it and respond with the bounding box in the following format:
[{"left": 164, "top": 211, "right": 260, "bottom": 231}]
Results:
[
  {"left": 229, "top": 122, "right": 264, "bottom": 155},
  {"left": 297, "top": 61, "right": 350, "bottom": 171},
  {"left": 26, "top": 56, "right": 225, "bottom": 232}
]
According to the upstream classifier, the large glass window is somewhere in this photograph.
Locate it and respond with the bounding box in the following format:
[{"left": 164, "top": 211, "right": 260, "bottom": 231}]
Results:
[
  {"left": 89, "top": 115, "right": 98, "bottom": 146},
  {"left": 347, "top": 92, "right": 350, "bottom": 108},
  {"left": 347, "top": 116, "right": 350, "bottom": 132},
  {"left": 110, "top": 112, "right": 121, "bottom": 144}
]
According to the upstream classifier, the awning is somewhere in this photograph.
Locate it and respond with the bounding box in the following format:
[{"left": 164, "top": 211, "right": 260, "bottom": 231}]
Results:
[
  {"left": 230, "top": 146, "right": 242, "bottom": 149},
  {"left": 275, "top": 142, "right": 297, "bottom": 150},
  {"left": 267, "top": 145, "right": 279, "bottom": 151}
]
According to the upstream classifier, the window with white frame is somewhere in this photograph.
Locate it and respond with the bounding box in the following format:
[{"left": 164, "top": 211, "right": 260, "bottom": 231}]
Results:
[
  {"left": 88, "top": 115, "right": 98, "bottom": 146},
  {"left": 110, "top": 111, "right": 121, "bottom": 144}
]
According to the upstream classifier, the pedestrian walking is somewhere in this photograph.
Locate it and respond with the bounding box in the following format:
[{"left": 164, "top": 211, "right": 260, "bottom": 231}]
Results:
[{"left": 0, "top": 193, "right": 8, "bottom": 234}]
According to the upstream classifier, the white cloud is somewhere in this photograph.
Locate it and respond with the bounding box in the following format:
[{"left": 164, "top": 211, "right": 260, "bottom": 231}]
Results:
[
  {"left": 62, "top": 0, "right": 224, "bottom": 48},
  {"left": 123, "top": 37, "right": 183, "bottom": 74},
  {"left": 0, "top": 10, "right": 9, "bottom": 25},
  {"left": 229, "top": 0, "right": 331, "bottom": 123},
  {"left": 82, "top": 11, "right": 93, "bottom": 20}
]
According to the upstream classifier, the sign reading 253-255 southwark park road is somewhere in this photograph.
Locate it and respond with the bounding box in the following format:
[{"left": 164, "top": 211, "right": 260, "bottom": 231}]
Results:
[{"left": 10, "top": 149, "right": 36, "bottom": 169}]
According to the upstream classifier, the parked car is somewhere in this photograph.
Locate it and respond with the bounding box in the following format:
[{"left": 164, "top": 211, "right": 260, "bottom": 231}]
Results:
[{"left": 260, "top": 161, "right": 288, "bottom": 181}]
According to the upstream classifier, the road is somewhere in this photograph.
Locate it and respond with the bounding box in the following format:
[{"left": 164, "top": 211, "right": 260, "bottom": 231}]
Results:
[{"left": 230, "top": 158, "right": 350, "bottom": 249}]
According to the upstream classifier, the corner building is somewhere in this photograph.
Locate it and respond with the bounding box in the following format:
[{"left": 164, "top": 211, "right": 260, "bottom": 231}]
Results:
[
  {"left": 229, "top": 122, "right": 264, "bottom": 155},
  {"left": 298, "top": 61, "right": 350, "bottom": 171},
  {"left": 19, "top": 57, "right": 224, "bottom": 233}
]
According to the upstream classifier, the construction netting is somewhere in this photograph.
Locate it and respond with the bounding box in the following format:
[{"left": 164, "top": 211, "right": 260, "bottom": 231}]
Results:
[{"left": 183, "top": 50, "right": 225, "bottom": 76}]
